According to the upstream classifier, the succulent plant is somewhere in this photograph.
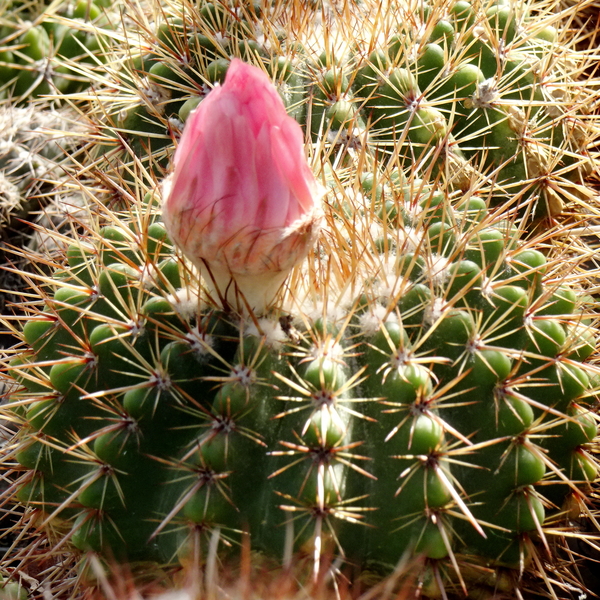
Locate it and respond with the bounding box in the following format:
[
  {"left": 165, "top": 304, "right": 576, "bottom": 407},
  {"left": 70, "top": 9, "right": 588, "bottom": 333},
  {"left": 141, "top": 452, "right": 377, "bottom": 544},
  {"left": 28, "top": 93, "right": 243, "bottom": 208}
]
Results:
[
  {"left": 3, "top": 118, "right": 600, "bottom": 600},
  {"left": 0, "top": 0, "right": 114, "bottom": 103},
  {"left": 0, "top": 106, "right": 80, "bottom": 190},
  {"left": 0, "top": 0, "right": 599, "bottom": 598},
  {"left": 0, "top": 106, "right": 89, "bottom": 347},
  {"left": 70, "top": 0, "right": 600, "bottom": 222}
]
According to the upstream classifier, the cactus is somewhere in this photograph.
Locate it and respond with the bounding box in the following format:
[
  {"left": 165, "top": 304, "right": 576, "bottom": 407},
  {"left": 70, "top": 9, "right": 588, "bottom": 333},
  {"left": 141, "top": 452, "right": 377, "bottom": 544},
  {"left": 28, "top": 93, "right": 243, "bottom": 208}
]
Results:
[
  {"left": 71, "top": 0, "right": 600, "bottom": 220},
  {"left": 0, "top": 103, "right": 89, "bottom": 234},
  {"left": 0, "top": 0, "right": 599, "bottom": 598},
  {"left": 0, "top": 105, "right": 93, "bottom": 344},
  {"left": 0, "top": 0, "right": 114, "bottom": 103},
  {"left": 0, "top": 106, "right": 81, "bottom": 192},
  {"left": 2, "top": 158, "right": 599, "bottom": 596}
]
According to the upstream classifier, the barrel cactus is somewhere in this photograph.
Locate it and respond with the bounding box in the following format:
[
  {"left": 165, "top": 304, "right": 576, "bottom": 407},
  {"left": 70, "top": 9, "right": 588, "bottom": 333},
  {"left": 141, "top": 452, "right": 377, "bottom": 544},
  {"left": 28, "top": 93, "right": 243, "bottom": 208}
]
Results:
[
  {"left": 0, "top": 0, "right": 114, "bottom": 103},
  {"left": 0, "top": 105, "right": 90, "bottom": 346},
  {"left": 1, "top": 0, "right": 599, "bottom": 598},
  {"left": 3, "top": 78, "right": 600, "bottom": 600}
]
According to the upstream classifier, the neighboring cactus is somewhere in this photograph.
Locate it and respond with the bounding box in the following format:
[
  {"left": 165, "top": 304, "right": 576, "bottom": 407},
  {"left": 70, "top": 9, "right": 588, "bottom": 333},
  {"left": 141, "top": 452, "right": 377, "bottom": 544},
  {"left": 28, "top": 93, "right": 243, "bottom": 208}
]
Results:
[
  {"left": 0, "top": 106, "right": 80, "bottom": 193},
  {"left": 73, "top": 0, "right": 599, "bottom": 220},
  {"left": 0, "top": 106, "right": 90, "bottom": 344},
  {"left": 0, "top": 0, "right": 114, "bottom": 103}
]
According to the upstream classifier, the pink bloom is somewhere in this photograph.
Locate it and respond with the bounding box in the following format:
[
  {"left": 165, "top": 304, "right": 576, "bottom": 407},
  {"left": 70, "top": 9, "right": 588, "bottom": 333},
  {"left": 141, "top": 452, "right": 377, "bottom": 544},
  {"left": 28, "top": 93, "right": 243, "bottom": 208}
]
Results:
[{"left": 162, "top": 58, "right": 322, "bottom": 312}]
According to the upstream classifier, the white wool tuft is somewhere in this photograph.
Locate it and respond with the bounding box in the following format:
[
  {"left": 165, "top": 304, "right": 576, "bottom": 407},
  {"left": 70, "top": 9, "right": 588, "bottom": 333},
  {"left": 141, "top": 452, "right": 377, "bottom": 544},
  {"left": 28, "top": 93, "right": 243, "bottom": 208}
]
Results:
[
  {"left": 429, "top": 254, "right": 451, "bottom": 286},
  {"left": 359, "top": 304, "right": 388, "bottom": 337},
  {"left": 167, "top": 287, "right": 201, "bottom": 320},
  {"left": 185, "top": 325, "right": 214, "bottom": 356},
  {"left": 244, "top": 317, "right": 287, "bottom": 348},
  {"left": 424, "top": 296, "right": 447, "bottom": 327}
]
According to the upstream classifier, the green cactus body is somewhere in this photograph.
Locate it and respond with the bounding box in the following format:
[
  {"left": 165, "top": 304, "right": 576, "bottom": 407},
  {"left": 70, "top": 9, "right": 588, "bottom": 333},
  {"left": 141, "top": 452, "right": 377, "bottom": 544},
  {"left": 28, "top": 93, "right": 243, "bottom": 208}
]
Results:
[
  {"left": 1, "top": 0, "right": 599, "bottom": 596},
  {"left": 3, "top": 167, "right": 598, "bottom": 593},
  {"left": 0, "top": 0, "right": 114, "bottom": 102}
]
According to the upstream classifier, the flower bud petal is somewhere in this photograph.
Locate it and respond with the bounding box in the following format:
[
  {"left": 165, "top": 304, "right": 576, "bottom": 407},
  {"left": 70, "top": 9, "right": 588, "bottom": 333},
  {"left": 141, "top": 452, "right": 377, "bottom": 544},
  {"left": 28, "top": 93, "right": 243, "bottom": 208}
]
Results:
[{"left": 163, "top": 59, "right": 322, "bottom": 312}]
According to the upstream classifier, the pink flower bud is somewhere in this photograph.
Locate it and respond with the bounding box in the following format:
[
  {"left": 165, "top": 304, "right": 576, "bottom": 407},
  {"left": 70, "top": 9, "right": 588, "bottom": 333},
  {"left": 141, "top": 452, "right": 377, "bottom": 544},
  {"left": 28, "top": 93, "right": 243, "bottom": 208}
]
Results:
[{"left": 162, "top": 58, "right": 323, "bottom": 312}]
